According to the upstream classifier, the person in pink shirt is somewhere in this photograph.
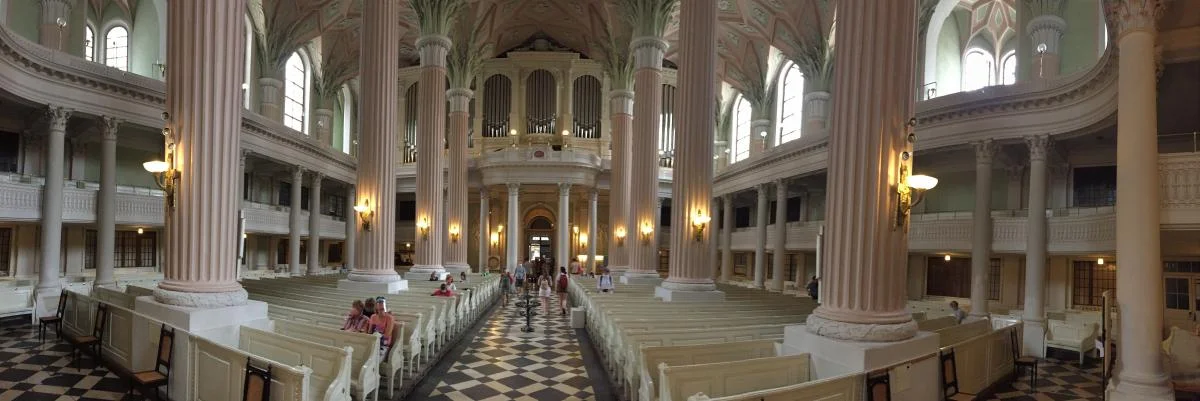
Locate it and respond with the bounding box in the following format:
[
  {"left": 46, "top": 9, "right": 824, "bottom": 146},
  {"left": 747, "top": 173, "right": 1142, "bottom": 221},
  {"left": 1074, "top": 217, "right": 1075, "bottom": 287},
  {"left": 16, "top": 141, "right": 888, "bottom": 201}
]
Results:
[{"left": 368, "top": 297, "right": 395, "bottom": 352}]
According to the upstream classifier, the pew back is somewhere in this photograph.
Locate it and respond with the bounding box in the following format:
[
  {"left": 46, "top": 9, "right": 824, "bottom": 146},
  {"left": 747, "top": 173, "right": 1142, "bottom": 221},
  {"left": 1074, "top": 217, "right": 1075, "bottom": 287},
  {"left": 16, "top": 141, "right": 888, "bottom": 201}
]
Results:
[
  {"left": 659, "top": 354, "right": 811, "bottom": 401},
  {"left": 191, "top": 335, "right": 310, "bottom": 401},
  {"left": 238, "top": 326, "right": 352, "bottom": 401}
]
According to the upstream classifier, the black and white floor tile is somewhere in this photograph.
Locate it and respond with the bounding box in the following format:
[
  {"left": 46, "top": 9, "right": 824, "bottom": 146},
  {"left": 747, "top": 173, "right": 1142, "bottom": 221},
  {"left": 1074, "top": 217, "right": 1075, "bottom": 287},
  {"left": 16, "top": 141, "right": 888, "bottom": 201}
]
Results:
[
  {"left": 963, "top": 350, "right": 1103, "bottom": 401},
  {"left": 0, "top": 316, "right": 140, "bottom": 401},
  {"left": 412, "top": 295, "right": 603, "bottom": 401}
]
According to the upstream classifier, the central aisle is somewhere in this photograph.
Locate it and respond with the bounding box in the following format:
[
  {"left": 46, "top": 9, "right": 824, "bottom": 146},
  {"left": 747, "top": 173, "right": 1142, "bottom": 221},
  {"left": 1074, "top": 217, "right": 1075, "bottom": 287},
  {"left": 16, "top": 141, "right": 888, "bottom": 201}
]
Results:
[{"left": 409, "top": 297, "right": 608, "bottom": 401}]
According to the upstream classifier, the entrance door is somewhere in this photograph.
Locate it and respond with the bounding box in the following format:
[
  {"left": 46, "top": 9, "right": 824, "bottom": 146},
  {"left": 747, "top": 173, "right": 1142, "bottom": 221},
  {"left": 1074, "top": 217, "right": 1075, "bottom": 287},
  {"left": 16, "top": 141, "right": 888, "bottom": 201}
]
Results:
[{"left": 1165, "top": 275, "right": 1199, "bottom": 330}]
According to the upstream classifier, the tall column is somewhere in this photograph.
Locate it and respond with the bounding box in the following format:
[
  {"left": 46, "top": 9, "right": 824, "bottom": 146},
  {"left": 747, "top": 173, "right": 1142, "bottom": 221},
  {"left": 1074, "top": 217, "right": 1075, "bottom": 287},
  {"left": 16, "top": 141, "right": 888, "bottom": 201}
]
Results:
[
  {"left": 346, "top": 0, "right": 404, "bottom": 287},
  {"left": 94, "top": 117, "right": 120, "bottom": 288},
  {"left": 1021, "top": 135, "right": 1050, "bottom": 354},
  {"left": 625, "top": 35, "right": 668, "bottom": 280},
  {"left": 37, "top": 106, "right": 71, "bottom": 294},
  {"left": 478, "top": 188, "right": 490, "bottom": 273},
  {"left": 344, "top": 186, "right": 355, "bottom": 269},
  {"left": 288, "top": 166, "right": 304, "bottom": 275},
  {"left": 557, "top": 184, "right": 572, "bottom": 267},
  {"left": 587, "top": 189, "right": 598, "bottom": 274},
  {"left": 1026, "top": 0, "right": 1067, "bottom": 80},
  {"left": 805, "top": 0, "right": 919, "bottom": 342},
  {"left": 969, "top": 140, "right": 995, "bottom": 317},
  {"left": 607, "top": 90, "right": 634, "bottom": 273},
  {"left": 658, "top": 0, "right": 722, "bottom": 300},
  {"left": 306, "top": 172, "right": 323, "bottom": 274},
  {"left": 720, "top": 194, "right": 733, "bottom": 282},
  {"left": 770, "top": 179, "right": 788, "bottom": 291},
  {"left": 38, "top": 0, "right": 71, "bottom": 50},
  {"left": 506, "top": 183, "right": 520, "bottom": 271},
  {"left": 443, "top": 88, "right": 472, "bottom": 274},
  {"left": 411, "top": 33, "right": 451, "bottom": 277},
  {"left": 709, "top": 198, "right": 720, "bottom": 280},
  {"left": 154, "top": 0, "right": 249, "bottom": 306},
  {"left": 753, "top": 184, "right": 769, "bottom": 288},
  {"left": 1109, "top": 1, "right": 1172, "bottom": 398}
]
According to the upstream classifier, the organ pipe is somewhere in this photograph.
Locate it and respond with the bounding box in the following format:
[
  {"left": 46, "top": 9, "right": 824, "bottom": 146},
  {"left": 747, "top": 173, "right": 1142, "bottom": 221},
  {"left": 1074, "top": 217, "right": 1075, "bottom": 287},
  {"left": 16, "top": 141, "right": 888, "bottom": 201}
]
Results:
[
  {"left": 403, "top": 83, "right": 418, "bottom": 163},
  {"left": 482, "top": 74, "right": 511, "bottom": 137},
  {"left": 572, "top": 75, "right": 602, "bottom": 139},
  {"left": 525, "top": 69, "right": 556, "bottom": 134}
]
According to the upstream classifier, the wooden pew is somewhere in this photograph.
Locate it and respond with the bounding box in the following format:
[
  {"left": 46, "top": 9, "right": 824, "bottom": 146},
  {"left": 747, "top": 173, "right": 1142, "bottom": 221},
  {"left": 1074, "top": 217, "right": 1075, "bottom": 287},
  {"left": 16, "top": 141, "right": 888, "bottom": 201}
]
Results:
[
  {"left": 638, "top": 340, "right": 779, "bottom": 401},
  {"left": 238, "top": 325, "right": 353, "bottom": 401},
  {"left": 684, "top": 373, "right": 864, "bottom": 401},
  {"left": 658, "top": 354, "right": 812, "bottom": 401},
  {"left": 191, "top": 335, "right": 310, "bottom": 401},
  {"left": 272, "top": 320, "right": 385, "bottom": 401}
]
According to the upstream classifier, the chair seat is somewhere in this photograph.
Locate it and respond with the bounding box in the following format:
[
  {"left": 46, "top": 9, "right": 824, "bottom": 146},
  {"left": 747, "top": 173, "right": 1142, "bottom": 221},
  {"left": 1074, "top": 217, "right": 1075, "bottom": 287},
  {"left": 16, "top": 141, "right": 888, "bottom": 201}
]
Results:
[
  {"left": 69, "top": 335, "right": 98, "bottom": 344},
  {"left": 1046, "top": 339, "right": 1086, "bottom": 347},
  {"left": 39, "top": 316, "right": 62, "bottom": 323},
  {"left": 133, "top": 371, "right": 167, "bottom": 384},
  {"left": 1015, "top": 356, "right": 1037, "bottom": 364}
]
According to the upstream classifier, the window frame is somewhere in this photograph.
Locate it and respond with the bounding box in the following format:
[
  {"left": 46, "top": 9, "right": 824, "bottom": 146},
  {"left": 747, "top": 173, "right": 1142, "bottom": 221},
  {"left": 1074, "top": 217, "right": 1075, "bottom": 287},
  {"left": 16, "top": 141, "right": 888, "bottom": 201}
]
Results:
[
  {"left": 84, "top": 24, "right": 96, "bottom": 62},
  {"left": 776, "top": 62, "right": 804, "bottom": 145},
  {"left": 732, "top": 96, "right": 752, "bottom": 163},
  {"left": 283, "top": 51, "right": 312, "bottom": 134},
  {"left": 1072, "top": 260, "right": 1115, "bottom": 307},
  {"left": 102, "top": 23, "right": 131, "bottom": 71},
  {"left": 1000, "top": 51, "right": 1017, "bottom": 86},
  {"left": 961, "top": 48, "right": 995, "bottom": 92},
  {"left": 340, "top": 85, "right": 354, "bottom": 154}
]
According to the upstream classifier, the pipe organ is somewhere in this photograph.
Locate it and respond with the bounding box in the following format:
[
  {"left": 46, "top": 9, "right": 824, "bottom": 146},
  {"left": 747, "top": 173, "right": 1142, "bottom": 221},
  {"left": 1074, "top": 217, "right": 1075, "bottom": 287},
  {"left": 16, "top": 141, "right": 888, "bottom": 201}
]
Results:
[
  {"left": 482, "top": 75, "right": 512, "bottom": 138},
  {"left": 403, "top": 83, "right": 419, "bottom": 163},
  {"left": 572, "top": 76, "right": 602, "bottom": 139},
  {"left": 659, "top": 84, "right": 677, "bottom": 167},
  {"left": 525, "top": 69, "right": 557, "bottom": 135}
]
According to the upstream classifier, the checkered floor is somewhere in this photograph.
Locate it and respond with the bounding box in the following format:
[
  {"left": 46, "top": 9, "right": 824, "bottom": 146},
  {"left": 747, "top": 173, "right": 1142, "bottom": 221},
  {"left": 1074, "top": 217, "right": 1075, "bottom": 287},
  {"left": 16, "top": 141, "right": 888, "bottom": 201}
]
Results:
[
  {"left": 962, "top": 350, "right": 1103, "bottom": 401},
  {"left": 0, "top": 316, "right": 140, "bottom": 401},
  {"left": 413, "top": 294, "right": 599, "bottom": 401}
]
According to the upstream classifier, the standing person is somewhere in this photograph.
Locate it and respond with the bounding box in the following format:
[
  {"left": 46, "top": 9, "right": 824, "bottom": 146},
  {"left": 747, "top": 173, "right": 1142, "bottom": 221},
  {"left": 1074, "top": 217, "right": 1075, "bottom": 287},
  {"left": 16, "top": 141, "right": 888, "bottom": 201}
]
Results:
[
  {"left": 499, "top": 271, "right": 514, "bottom": 308},
  {"left": 514, "top": 262, "right": 528, "bottom": 292},
  {"left": 537, "top": 275, "right": 553, "bottom": 315},
  {"left": 597, "top": 268, "right": 615, "bottom": 293},
  {"left": 569, "top": 257, "right": 582, "bottom": 276},
  {"left": 556, "top": 267, "right": 570, "bottom": 315},
  {"left": 949, "top": 301, "right": 967, "bottom": 324},
  {"left": 806, "top": 276, "right": 819, "bottom": 302}
]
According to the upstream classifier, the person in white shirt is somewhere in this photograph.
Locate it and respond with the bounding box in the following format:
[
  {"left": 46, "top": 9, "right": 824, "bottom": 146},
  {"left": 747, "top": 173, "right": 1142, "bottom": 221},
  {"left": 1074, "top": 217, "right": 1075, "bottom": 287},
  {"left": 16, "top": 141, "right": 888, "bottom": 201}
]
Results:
[
  {"left": 597, "top": 268, "right": 615, "bottom": 293},
  {"left": 949, "top": 301, "right": 967, "bottom": 324}
]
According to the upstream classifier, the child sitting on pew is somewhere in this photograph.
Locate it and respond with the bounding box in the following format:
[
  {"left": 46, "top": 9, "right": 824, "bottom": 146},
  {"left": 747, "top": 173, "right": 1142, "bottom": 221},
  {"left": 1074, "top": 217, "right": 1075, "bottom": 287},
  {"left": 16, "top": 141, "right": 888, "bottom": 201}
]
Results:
[
  {"left": 432, "top": 284, "right": 454, "bottom": 297},
  {"left": 342, "top": 300, "right": 370, "bottom": 333},
  {"left": 362, "top": 298, "right": 377, "bottom": 318}
]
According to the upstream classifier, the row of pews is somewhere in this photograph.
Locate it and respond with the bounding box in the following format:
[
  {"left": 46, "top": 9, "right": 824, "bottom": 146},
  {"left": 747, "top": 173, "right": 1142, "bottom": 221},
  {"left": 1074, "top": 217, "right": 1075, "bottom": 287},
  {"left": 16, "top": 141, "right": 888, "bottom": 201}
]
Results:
[
  {"left": 570, "top": 278, "right": 1026, "bottom": 401},
  {"left": 51, "top": 272, "right": 499, "bottom": 401}
]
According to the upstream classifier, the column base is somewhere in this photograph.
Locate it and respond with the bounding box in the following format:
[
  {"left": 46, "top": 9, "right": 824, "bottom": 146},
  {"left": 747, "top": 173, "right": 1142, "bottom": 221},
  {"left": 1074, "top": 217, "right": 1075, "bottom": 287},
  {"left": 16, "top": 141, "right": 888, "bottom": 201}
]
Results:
[
  {"left": 654, "top": 286, "right": 725, "bottom": 302},
  {"left": 780, "top": 325, "right": 941, "bottom": 401},
  {"left": 338, "top": 279, "right": 409, "bottom": 294},
  {"left": 1107, "top": 372, "right": 1174, "bottom": 401},
  {"left": 153, "top": 287, "right": 249, "bottom": 308},
  {"left": 805, "top": 313, "right": 918, "bottom": 342},
  {"left": 606, "top": 264, "right": 629, "bottom": 274},
  {"left": 1021, "top": 318, "right": 1047, "bottom": 358},
  {"left": 404, "top": 264, "right": 448, "bottom": 281},
  {"left": 347, "top": 270, "right": 406, "bottom": 283},
  {"left": 620, "top": 271, "right": 661, "bottom": 284},
  {"left": 443, "top": 263, "right": 470, "bottom": 275}
]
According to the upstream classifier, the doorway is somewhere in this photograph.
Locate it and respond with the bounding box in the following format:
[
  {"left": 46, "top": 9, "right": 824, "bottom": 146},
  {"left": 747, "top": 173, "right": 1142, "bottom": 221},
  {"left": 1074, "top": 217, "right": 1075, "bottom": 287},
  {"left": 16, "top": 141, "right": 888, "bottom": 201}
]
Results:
[
  {"left": 1165, "top": 274, "right": 1200, "bottom": 330},
  {"left": 526, "top": 216, "right": 554, "bottom": 261}
]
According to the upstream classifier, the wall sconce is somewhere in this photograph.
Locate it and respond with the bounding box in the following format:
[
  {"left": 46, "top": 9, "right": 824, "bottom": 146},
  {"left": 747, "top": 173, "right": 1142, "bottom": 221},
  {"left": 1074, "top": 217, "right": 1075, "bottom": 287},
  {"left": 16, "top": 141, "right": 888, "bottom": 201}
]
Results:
[
  {"left": 509, "top": 129, "right": 518, "bottom": 136},
  {"left": 579, "top": 233, "right": 588, "bottom": 247},
  {"left": 639, "top": 222, "right": 654, "bottom": 244},
  {"left": 691, "top": 209, "right": 711, "bottom": 241},
  {"left": 353, "top": 199, "right": 373, "bottom": 232},
  {"left": 416, "top": 217, "right": 430, "bottom": 240},
  {"left": 143, "top": 143, "right": 177, "bottom": 209},
  {"left": 497, "top": 224, "right": 504, "bottom": 233},
  {"left": 573, "top": 225, "right": 579, "bottom": 234},
  {"left": 137, "top": 227, "right": 144, "bottom": 235},
  {"left": 1097, "top": 257, "right": 1105, "bottom": 265},
  {"left": 490, "top": 232, "right": 500, "bottom": 247},
  {"left": 405, "top": 242, "right": 411, "bottom": 248},
  {"left": 895, "top": 162, "right": 938, "bottom": 230},
  {"left": 562, "top": 130, "right": 570, "bottom": 137},
  {"left": 615, "top": 227, "right": 626, "bottom": 246},
  {"left": 449, "top": 224, "right": 461, "bottom": 242},
  {"left": 944, "top": 254, "right": 951, "bottom": 262}
]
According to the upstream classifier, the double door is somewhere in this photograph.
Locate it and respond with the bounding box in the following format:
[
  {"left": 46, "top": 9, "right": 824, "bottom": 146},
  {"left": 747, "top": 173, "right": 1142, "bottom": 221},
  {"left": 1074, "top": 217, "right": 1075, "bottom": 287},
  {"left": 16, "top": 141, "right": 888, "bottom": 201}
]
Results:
[{"left": 1164, "top": 274, "right": 1200, "bottom": 331}]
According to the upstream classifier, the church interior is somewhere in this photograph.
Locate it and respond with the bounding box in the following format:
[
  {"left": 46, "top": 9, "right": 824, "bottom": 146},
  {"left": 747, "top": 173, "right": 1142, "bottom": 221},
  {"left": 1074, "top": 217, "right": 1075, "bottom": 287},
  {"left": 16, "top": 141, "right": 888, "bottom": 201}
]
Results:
[{"left": 1, "top": 0, "right": 1199, "bottom": 400}]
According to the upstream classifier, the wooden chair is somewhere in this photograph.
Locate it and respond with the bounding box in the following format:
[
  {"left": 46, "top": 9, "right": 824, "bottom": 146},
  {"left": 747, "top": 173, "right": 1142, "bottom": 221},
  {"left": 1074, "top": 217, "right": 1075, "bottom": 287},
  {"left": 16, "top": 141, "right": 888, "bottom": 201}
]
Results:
[
  {"left": 38, "top": 290, "right": 68, "bottom": 343},
  {"left": 940, "top": 349, "right": 959, "bottom": 397},
  {"left": 866, "top": 372, "right": 891, "bottom": 401},
  {"left": 243, "top": 360, "right": 273, "bottom": 401},
  {"left": 1010, "top": 329, "right": 1039, "bottom": 390},
  {"left": 129, "top": 324, "right": 174, "bottom": 400},
  {"left": 67, "top": 303, "right": 108, "bottom": 369}
]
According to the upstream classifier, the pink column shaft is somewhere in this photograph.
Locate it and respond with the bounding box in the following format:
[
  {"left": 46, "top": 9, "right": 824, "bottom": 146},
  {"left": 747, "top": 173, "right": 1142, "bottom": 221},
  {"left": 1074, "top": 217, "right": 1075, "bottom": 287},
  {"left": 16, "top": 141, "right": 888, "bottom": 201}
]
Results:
[
  {"left": 607, "top": 91, "right": 633, "bottom": 273},
  {"left": 626, "top": 37, "right": 667, "bottom": 278},
  {"left": 412, "top": 35, "right": 451, "bottom": 274},
  {"left": 444, "top": 89, "right": 472, "bottom": 272}
]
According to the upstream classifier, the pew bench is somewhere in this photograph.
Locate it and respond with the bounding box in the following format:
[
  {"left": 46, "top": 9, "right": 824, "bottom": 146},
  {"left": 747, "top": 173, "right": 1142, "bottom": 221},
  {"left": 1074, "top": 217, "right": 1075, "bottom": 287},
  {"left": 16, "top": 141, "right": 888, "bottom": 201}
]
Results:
[
  {"left": 658, "top": 354, "right": 813, "bottom": 401},
  {"left": 1044, "top": 320, "right": 1097, "bottom": 365}
]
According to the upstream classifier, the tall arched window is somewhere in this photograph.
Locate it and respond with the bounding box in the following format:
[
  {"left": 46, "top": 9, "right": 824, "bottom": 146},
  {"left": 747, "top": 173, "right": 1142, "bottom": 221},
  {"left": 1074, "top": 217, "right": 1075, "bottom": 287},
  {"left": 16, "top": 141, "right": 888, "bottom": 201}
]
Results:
[
  {"left": 961, "top": 48, "right": 994, "bottom": 91},
  {"left": 244, "top": 16, "right": 253, "bottom": 109},
  {"left": 84, "top": 26, "right": 95, "bottom": 62},
  {"left": 340, "top": 86, "right": 353, "bottom": 154},
  {"left": 732, "top": 96, "right": 752, "bottom": 163},
  {"left": 104, "top": 26, "right": 129, "bottom": 71},
  {"left": 776, "top": 62, "right": 804, "bottom": 144},
  {"left": 283, "top": 52, "right": 309, "bottom": 133},
  {"left": 1001, "top": 52, "right": 1017, "bottom": 85}
]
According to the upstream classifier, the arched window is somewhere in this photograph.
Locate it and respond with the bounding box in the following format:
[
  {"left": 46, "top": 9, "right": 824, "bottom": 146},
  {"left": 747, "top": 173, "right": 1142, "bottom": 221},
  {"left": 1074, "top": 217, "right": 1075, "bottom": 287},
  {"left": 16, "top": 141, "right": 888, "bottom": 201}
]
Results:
[
  {"left": 283, "top": 52, "right": 309, "bottom": 133},
  {"left": 1001, "top": 52, "right": 1017, "bottom": 85},
  {"left": 961, "top": 48, "right": 994, "bottom": 91},
  {"left": 776, "top": 62, "right": 804, "bottom": 144},
  {"left": 244, "top": 16, "right": 253, "bottom": 109},
  {"left": 84, "top": 26, "right": 95, "bottom": 62},
  {"left": 104, "top": 26, "right": 129, "bottom": 71},
  {"left": 732, "top": 96, "right": 752, "bottom": 163},
  {"left": 340, "top": 86, "right": 353, "bottom": 154}
]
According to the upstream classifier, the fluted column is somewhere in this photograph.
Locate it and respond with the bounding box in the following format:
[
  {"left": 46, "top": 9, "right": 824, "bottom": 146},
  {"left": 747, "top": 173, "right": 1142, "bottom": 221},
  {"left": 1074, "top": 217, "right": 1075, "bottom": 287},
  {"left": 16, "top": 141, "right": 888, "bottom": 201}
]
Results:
[
  {"left": 709, "top": 197, "right": 720, "bottom": 280},
  {"left": 607, "top": 90, "right": 634, "bottom": 273},
  {"left": 557, "top": 184, "right": 572, "bottom": 267},
  {"left": 753, "top": 184, "right": 769, "bottom": 288},
  {"left": 288, "top": 166, "right": 303, "bottom": 275},
  {"left": 802, "top": 91, "right": 831, "bottom": 137},
  {"left": 347, "top": 0, "right": 403, "bottom": 284},
  {"left": 37, "top": 106, "right": 70, "bottom": 294},
  {"left": 721, "top": 194, "right": 734, "bottom": 282},
  {"left": 659, "top": 0, "right": 721, "bottom": 298},
  {"left": 306, "top": 172, "right": 323, "bottom": 274},
  {"left": 805, "top": 0, "right": 918, "bottom": 342},
  {"left": 154, "top": 0, "right": 249, "bottom": 306},
  {"left": 38, "top": 0, "right": 71, "bottom": 50},
  {"left": 258, "top": 77, "right": 284, "bottom": 121},
  {"left": 506, "top": 183, "right": 520, "bottom": 271},
  {"left": 411, "top": 34, "right": 451, "bottom": 276},
  {"left": 344, "top": 186, "right": 355, "bottom": 269},
  {"left": 770, "top": 179, "right": 788, "bottom": 291},
  {"left": 625, "top": 36, "right": 668, "bottom": 280},
  {"left": 587, "top": 189, "right": 598, "bottom": 274},
  {"left": 478, "top": 188, "right": 490, "bottom": 273},
  {"left": 970, "top": 140, "right": 995, "bottom": 317},
  {"left": 1109, "top": 1, "right": 1172, "bottom": 398},
  {"left": 94, "top": 117, "right": 120, "bottom": 288},
  {"left": 1026, "top": 0, "right": 1067, "bottom": 80},
  {"left": 443, "top": 88, "right": 472, "bottom": 273},
  {"left": 1021, "top": 135, "right": 1050, "bottom": 354}
]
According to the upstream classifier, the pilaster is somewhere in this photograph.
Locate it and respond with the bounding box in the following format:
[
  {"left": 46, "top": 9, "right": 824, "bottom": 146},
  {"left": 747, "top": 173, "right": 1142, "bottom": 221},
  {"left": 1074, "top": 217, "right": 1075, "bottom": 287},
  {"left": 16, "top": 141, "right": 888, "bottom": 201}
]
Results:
[
  {"left": 753, "top": 184, "right": 769, "bottom": 288},
  {"left": 288, "top": 166, "right": 304, "bottom": 276},
  {"left": 607, "top": 90, "right": 634, "bottom": 273}
]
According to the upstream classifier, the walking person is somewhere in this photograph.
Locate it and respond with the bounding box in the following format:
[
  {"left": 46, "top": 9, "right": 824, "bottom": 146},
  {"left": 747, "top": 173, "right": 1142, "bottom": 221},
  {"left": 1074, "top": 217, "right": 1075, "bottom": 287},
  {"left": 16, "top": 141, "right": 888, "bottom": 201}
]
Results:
[
  {"left": 537, "top": 275, "right": 553, "bottom": 315},
  {"left": 597, "top": 268, "right": 615, "bottom": 293},
  {"left": 499, "top": 271, "right": 514, "bottom": 308},
  {"left": 556, "top": 267, "right": 570, "bottom": 315},
  {"left": 806, "top": 276, "right": 819, "bottom": 303},
  {"left": 514, "top": 262, "right": 528, "bottom": 293}
]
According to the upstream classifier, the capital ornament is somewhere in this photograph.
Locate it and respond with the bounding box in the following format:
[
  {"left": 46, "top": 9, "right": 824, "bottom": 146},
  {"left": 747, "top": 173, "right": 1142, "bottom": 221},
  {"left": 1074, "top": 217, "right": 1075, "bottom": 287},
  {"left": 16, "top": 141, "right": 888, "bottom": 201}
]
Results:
[
  {"left": 100, "top": 116, "right": 121, "bottom": 141},
  {"left": 46, "top": 106, "right": 72, "bottom": 132},
  {"left": 974, "top": 139, "right": 997, "bottom": 164},
  {"left": 1025, "top": 135, "right": 1052, "bottom": 161},
  {"left": 1104, "top": 0, "right": 1165, "bottom": 36}
]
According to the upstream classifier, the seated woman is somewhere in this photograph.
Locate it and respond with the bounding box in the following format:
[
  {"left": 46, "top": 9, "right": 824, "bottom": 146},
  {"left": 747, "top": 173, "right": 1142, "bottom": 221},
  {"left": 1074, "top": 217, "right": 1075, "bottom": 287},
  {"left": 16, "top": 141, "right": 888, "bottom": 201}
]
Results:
[
  {"left": 428, "top": 271, "right": 439, "bottom": 281},
  {"left": 368, "top": 297, "right": 395, "bottom": 355},
  {"left": 432, "top": 284, "right": 454, "bottom": 297},
  {"left": 362, "top": 298, "right": 377, "bottom": 318},
  {"left": 342, "top": 300, "right": 369, "bottom": 332},
  {"left": 458, "top": 271, "right": 468, "bottom": 283},
  {"left": 445, "top": 276, "right": 458, "bottom": 292}
]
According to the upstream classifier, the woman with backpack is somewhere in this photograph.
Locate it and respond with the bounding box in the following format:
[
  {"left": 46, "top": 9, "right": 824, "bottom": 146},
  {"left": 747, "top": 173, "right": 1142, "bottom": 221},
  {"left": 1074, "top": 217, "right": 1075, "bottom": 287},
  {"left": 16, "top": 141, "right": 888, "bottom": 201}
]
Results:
[{"left": 556, "top": 267, "right": 570, "bottom": 316}]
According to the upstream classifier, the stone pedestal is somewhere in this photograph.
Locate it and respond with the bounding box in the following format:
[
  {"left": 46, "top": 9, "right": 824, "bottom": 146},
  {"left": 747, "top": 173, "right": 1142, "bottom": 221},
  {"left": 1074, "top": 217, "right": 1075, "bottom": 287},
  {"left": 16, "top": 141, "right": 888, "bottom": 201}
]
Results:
[{"left": 781, "top": 325, "right": 940, "bottom": 401}]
